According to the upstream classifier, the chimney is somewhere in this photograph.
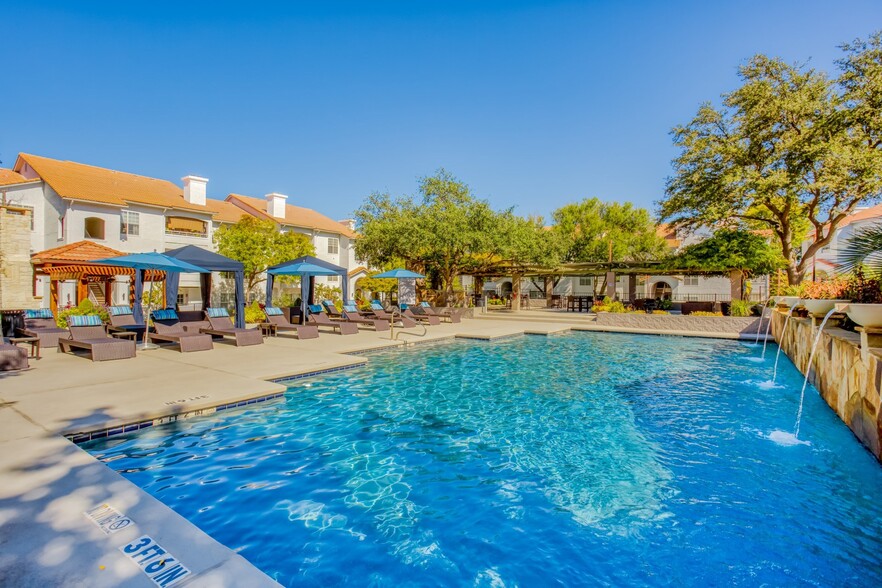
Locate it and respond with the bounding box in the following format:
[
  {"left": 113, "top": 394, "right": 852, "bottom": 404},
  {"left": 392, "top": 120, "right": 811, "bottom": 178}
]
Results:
[
  {"left": 182, "top": 176, "right": 208, "bottom": 206},
  {"left": 265, "top": 193, "right": 287, "bottom": 219},
  {"left": 338, "top": 218, "right": 356, "bottom": 232}
]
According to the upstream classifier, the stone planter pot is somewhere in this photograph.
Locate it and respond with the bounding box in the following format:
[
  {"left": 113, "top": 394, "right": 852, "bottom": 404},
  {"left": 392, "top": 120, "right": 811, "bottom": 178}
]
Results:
[
  {"left": 802, "top": 299, "right": 850, "bottom": 316},
  {"left": 246, "top": 322, "right": 260, "bottom": 330},
  {"left": 839, "top": 303, "right": 882, "bottom": 328},
  {"left": 773, "top": 296, "right": 800, "bottom": 308}
]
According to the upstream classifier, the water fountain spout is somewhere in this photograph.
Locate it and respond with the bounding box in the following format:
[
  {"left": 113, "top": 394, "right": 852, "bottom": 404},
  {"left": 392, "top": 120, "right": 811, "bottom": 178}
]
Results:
[
  {"left": 772, "top": 302, "right": 801, "bottom": 383},
  {"left": 755, "top": 298, "right": 772, "bottom": 347},
  {"left": 793, "top": 307, "right": 839, "bottom": 437}
]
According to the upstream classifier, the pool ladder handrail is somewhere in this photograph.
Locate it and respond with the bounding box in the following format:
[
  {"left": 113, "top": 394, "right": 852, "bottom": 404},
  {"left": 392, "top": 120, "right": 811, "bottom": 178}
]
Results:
[{"left": 388, "top": 308, "right": 427, "bottom": 341}]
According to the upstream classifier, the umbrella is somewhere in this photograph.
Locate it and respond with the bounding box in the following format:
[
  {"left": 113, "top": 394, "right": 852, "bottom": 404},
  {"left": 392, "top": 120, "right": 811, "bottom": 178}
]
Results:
[
  {"left": 271, "top": 261, "right": 341, "bottom": 276},
  {"left": 371, "top": 268, "right": 426, "bottom": 279},
  {"left": 267, "top": 256, "right": 349, "bottom": 321},
  {"left": 93, "top": 252, "right": 209, "bottom": 349}
]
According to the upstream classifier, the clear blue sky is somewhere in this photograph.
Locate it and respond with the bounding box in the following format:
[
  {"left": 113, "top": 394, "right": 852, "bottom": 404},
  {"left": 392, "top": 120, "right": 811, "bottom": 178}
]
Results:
[{"left": 2, "top": 1, "right": 880, "bottom": 221}]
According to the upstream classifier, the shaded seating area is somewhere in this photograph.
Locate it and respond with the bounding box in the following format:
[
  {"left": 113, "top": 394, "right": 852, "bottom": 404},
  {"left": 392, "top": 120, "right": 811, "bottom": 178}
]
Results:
[
  {"left": 419, "top": 302, "right": 466, "bottom": 323},
  {"left": 17, "top": 309, "right": 67, "bottom": 348},
  {"left": 400, "top": 303, "right": 440, "bottom": 325},
  {"left": 265, "top": 256, "right": 350, "bottom": 326},
  {"left": 107, "top": 305, "right": 146, "bottom": 341},
  {"left": 164, "top": 245, "right": 247, "bottom": 329},
  {"left": 369, "top": 301, "right": 416, "bottom": 328},
  {"left": 202, "top": 308, "right": 264, "bottom": 346},
  {"left": 341, "top": 304, "right": 390, "bottom": 331},
  {"left": 307, "top": 305, "right": 359, "bottom": 335},
  {"left": 262, "top": 306, "right": 319, "bottom": 340},
  {"left": 150, "top": 309, "right": 214, "bottom": 352},
  {"left": 58, "top": 315, "right": 136, "bottom": 362}
]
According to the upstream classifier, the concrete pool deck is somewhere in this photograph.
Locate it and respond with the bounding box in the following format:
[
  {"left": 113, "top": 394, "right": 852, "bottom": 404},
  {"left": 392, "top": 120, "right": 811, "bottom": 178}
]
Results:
[{"left": 0, "top": 314, "right": 770, "bottom": 586}]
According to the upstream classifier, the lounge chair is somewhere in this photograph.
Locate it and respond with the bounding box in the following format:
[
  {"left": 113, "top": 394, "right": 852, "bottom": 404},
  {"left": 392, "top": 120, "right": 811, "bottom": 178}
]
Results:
[
  {"left": 201, "top": 308, "right": 264, "bottom": 346},
  {"left": 321, "top": 300, "right": 344, "bottom": 320},
  {"left": 263, "top": 306, "right": 319, "bottom": 339},
  {"left": 57, "top": 315, "right": 137, "bottom": 361},
  {"left": 0, "top": 339, "right": 29, "bottom": 371},
  {"left": 400, "top": 303, "right": 440, "bottom": 325},
  {"left": 307, "top": 305, "right": 359, "bottom": 335},
  {"left": 418, "top": 301, "right": 466, "bottom": 323},
  {"left": 150, "top": 309, "right": 214, "bottom": 352},
  {"left": 17, "top": 309, "right": 68, "bottom": 348},
  {"left": 341, "top": 304, "right": 390, "bottom": 331},
  {"left": 107, "top": 305, "right": 147, "bottom": 341},
  {"left": 369, "top": 301, "right": 417, "bottom": 328}
]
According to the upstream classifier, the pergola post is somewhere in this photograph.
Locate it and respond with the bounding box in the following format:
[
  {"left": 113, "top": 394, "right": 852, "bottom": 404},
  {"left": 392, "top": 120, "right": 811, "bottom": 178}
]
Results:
[
  {"left": 627, "top": 274, "right": 637, "bottom": 304},
  {"left": 50, "top": 280, "right": 58, "bottom": 315},
  {"left": 606, "top": 271, "right": 616, "bottom": 299},
  {"left": 729, "top": 270, "right": 744, "bottom": 301},
  {"left": 104, "top": 277, "right": 113, "bottom": 305},
  {"left": 511, "top": 274, "right": 522, "bottom": 311},
  {"left": 544, "top": 275, "right": 554, "bottom": 305},
  {"left": 76, "top": 280, "right": 88, "bottom": 306}
]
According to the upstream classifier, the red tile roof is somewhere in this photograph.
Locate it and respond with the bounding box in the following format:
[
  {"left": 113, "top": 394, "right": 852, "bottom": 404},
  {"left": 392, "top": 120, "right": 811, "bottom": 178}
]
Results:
[
  {"left": 227, "top": 193, "right": 356, "bottom": 238},
  {"left": 0, "top": 168, "right": 38, "bottom": 187}
]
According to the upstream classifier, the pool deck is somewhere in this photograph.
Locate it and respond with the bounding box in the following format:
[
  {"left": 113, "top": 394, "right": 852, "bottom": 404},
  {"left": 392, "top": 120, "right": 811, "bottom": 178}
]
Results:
[{"left": 0, "top": 314, "right": 767, "bottom": 586}]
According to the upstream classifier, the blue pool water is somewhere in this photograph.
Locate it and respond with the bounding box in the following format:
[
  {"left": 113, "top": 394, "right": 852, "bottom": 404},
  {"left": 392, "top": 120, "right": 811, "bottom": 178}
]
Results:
[{"left": 84, "top": 333, "right": 882, "bottom": 586}]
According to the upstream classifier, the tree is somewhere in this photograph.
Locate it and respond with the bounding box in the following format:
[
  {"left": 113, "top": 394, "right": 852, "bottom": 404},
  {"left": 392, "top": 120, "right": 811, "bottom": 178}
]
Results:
[
  {"left": 355, "top": 169, "right": 501, "bottom": 303},
  {"left": 552, "top": 198, "right": 667, "bottom": 296},
  {"left": 213, "top": 216, "right": 315, "bottom": 297},
  {"left": 664, "top": 229, "right": 785, "bottom": 277},
  {"left": 659, "top": 33, "right": 882, "bottom": 286}
]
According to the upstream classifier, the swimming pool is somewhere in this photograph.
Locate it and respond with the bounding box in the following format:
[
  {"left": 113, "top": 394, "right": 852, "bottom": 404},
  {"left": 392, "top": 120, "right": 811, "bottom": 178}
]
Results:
[{"left": 84, "top": 333, "right": 882, "bottom": 586}]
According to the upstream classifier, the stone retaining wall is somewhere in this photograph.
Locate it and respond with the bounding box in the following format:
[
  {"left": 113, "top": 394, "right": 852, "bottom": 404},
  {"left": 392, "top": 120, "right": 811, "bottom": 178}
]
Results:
[
  {"left": 595, "top": 312, "right": 761, "bottom": 336},
  {"left": 771, "top": 310, "right": 882, "bottom": 461}
]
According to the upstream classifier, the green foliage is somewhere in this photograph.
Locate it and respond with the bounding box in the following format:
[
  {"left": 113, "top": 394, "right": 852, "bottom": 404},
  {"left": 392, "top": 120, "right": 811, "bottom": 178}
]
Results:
[
  {"left": 797, "top": 278, "right": 849, "bottom": 300},
  {"left": 690, "top": 311, "right": 724, "bottom": 317},
  {"left": 57, "top": 299, "right": 109, "bottom": 328},
  {"left": 272, "top": 291, "right": 301, "bottom": 308},
  {"left": 659, "top": 34, "right": 882, "bottom": 285},
  {"left": 553, "top": 198, "right": 666, "bottom": 264},
  {"left": 141, "top": 285, "right": 165, "bottom": 309},
  {"left": 664, "top": 229, "right": 785, "bottom": 277},
  {"left": 728, "top": 299, "right": 754, "bottom": 317},
  {"left": 214, "top": 216, "right": 315, "bottom": 296},
  {"left": 844, "top": 266, "right": 882, "bottom": 303},
  {"left": 839, "top": 224, "right": 882, "bottom": 275},
  {"left": 242, "top": 301, "right": 265, "bottom": 324},
  {"left": 314, "top": 284, "right": 342, "bottom": 310},
  {"left": 656, "top": 298, "right": 673, "bottom": 311}
]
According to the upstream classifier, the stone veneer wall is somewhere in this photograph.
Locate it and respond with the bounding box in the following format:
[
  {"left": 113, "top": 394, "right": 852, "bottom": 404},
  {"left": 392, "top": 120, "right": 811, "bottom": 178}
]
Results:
[
  {"left": 595, "top": 312, "right": 761, "bottom": 336},
  {"left": 771, "top": 310, "right": 882, "bottom": 461},
  {"left": 0, "top": 206, "right": 38, "bottom": 309}
]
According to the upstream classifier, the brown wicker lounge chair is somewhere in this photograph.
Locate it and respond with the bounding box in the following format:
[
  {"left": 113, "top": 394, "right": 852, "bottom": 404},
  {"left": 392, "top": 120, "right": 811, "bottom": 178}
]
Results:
[
  {"left": 338, "top": 303, "right": 389, "bottom": 331},
  {"left": 263, "top": 306, "right": 319, "bottom": 339},
  {"left": 150, "top": 310, "right": 214, "bottom": 352},
  {"left": 107, "top": 305, "right": 147, "bottom": 341},
  {"left": 0, "top": 340, "right": 29, "bottom": 371},
  {"left": 401, "top": 304, "right": 440, "bottom": 325},
  {"left": 369, "top": 302, "right": 417, "bottom": 328},
  {"left": 307, "top": 305, "right": 359, "bottom": 335},
  {"left": 17, "top": 309, "right": 68, "bottom": 348},
  {"left": 418, "top": 301, "right": 466, "bottom": 323},
  {"left": 201, "top": 308, "right": 264, "bottom": 346},
  {"left": 58, "top": 315, "right": 137, "bottom": 361}
]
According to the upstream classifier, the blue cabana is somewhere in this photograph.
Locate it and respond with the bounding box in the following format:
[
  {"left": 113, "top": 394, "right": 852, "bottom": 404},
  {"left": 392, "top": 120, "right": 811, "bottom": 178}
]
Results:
[
  {"left": 163, "top": 245, "right": 247, "bottom": 329},
  {"left": 266, "top": 256, "right": 349, "bottom": 321}
]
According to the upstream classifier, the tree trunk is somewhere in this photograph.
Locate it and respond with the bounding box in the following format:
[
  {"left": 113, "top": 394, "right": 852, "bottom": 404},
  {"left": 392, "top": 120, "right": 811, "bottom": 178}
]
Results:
[
  {"left": 544, "top": 275, "right": 554, "bottom": 305},
  {"left": 511, "top": 274, "right": 522, "bottom": 311}
]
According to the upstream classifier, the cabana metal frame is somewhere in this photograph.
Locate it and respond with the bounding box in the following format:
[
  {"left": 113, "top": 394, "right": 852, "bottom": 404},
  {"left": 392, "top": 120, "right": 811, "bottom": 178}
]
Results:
[
  {"left": 163, "top": 245, "right": 247, "bottom": 329},
  {"left": 265, "top": 256, "right": 349, "bottom": 322}
]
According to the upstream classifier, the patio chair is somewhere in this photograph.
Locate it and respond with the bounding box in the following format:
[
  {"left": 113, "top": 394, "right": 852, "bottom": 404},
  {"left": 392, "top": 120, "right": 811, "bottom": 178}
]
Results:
[
  {"left": 150, "top": 309, "right": 214, "bottom": 352},
  {"left": 400, "top": 304, "right": 440, "bottom": 325},
  {"left": 418, "top": 301, "right": 466, "bottom": 323},
  {"left": 107, "top": 305, "right": 147, "bottom": 341},
  {"left": 0, "top": 339, "right": 29, "bottom": 371},
  {"left": 307, "top": 305, "right": 359, "bottom": 335},
  {"left": 341, "top": 304, "right": 390, "bottom": 331},
  {"left": 263, "top": 306, "right": 319, "bottom": 340},
  {"left": 17, "top": 308, "right": 67, "bottom": 348},
  {"left": 369, "top": 301, "right": 417, "bottom": 328},
  {"left": 201, "top": 308, "right": 264, "bottom": 346},
  {"left": 57, "top": 315, "right": 137, "bottom": 362},
  {"left": 320, "top": 300, "right": 344, "bottom": 320}
]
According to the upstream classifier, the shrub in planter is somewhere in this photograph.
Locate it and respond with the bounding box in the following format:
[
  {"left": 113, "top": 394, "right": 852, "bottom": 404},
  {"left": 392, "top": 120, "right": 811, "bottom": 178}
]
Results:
[
  {"left": 591, "top": 297, "right": 627, "bottom": 313},
  {"left": 57, "top": 299, "right": 110, "bottom": 328},
  {"left": 690, "top": 311, "right": 724, "bottom": 317},
  {"left": 729, "top": 299, "right": 754, "bottom": 317}
]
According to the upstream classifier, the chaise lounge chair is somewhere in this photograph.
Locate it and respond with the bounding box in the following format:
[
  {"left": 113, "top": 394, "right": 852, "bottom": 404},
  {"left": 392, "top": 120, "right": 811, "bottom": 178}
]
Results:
[
  {"left": 17, "top": 309, "right": 68, "bottom": 348},
  {"left": 150, "top": 309, "right": 214, "bottom": 352},
  {"left": 341, "top": 304, "right": 390, "bottom": 331},
  {"left": 107, "top": 305, "right": 147, "bottom": 341},
  {"left": 0, "top": 339, "right": 29, "bottom": 371},
  {"left": 418, "top": 301, "right": 466, "bottom": 323},
  {"left": 307, "top": 305, "right": 359, "bottom": 335},
  {"left": 321, "top": 300, "right": 345, "bottom": 320},
  {"left": 57, "top": 315, "right": 137, "bottom": 362},
  {"left": 400, "top": 303, "right": 440, "bottom": 325},
  {"left": 369, "top": 301, "right": 417, "bottom": 328},
  {"left": 263, "top": 306, "right": 319, "bottom": 339},
  {"left": 201, "top": 308, "right": 264, "bottom": 346}
]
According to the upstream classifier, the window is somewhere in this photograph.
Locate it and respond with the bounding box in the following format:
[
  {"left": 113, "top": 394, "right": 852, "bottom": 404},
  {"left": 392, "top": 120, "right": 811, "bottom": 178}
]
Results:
[
  {"left": 84, "top": 217, "right": 105, "bottom": 240},
  {"left": 121, "top": 211, "right": 140, "bottom": 236},
  {"left": 57, "top": 216, "right": 64, "bottom": 240},
  {"left": 579, "top": 277, "right": 592, "bottom": 286},
  {"left": 327, "top": 275, "right": 339, "bottom": 282},
  {"left": 177, "top": 293, "right": 185, "bottom": 305},
  {"left": 683, "top": 276, "right": 699, "bottom": 286},
  {"left": 327, "top": 237, "right": 339, "bottom": 255}
]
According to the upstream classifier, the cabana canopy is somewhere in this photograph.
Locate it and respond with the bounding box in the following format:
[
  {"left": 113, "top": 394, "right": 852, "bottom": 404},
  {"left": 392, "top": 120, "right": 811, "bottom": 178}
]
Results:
[
  {"left": 266, "top": 255, "right": 349, "bottom": 321},
  {"left": 163, "top": 245, "right": 247, "bottom": 329}
]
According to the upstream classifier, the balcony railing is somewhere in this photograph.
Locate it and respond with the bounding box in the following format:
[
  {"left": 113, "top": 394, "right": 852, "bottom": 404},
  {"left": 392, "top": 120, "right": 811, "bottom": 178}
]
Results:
[{"left": 165, "top": 229, "right": 208, "bottom": 238}]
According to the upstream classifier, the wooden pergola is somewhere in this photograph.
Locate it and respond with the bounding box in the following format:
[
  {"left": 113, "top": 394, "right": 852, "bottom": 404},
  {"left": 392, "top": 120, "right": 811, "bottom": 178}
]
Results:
[{"left": 31, "top": 241, "right": 164, "bottom": 313}]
